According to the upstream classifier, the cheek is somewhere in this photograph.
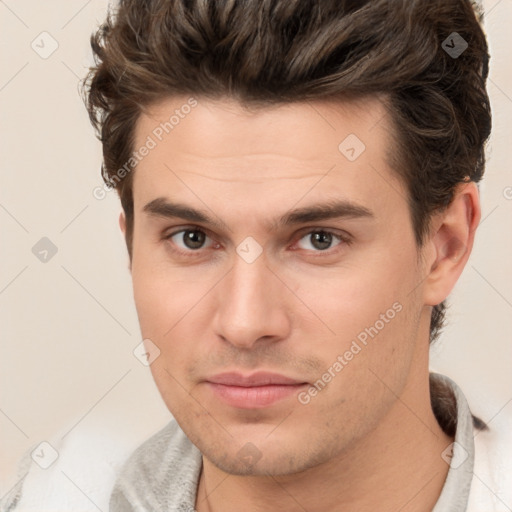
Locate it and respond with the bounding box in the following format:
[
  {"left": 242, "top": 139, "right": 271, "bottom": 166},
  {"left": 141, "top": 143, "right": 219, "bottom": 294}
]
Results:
[
  {"left": 131, "top": 264, "right": 206, "bottom": 410},
  {"left": 289, "top": 257, "right": 412, "bottom": 337},
  {"left": 131, "top": 255, "right": 222, "bottom": 393},
  {"left": 286, "top": 247, "right": 421, "bottom": 378},
  {"left": 131, "top": 235, "right": 206, "bottom": 335}
]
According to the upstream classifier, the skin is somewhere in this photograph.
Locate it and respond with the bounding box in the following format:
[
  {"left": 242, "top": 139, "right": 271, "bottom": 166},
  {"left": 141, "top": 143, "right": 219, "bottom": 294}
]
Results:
[{"left": 120, "top": 94, "right": 480, "bottom": 511}]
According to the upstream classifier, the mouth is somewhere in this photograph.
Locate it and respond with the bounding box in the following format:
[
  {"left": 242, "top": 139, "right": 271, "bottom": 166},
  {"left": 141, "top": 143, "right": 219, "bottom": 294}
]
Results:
[{"left": 204, "top": 371, "right": 309, "bottom": 409}]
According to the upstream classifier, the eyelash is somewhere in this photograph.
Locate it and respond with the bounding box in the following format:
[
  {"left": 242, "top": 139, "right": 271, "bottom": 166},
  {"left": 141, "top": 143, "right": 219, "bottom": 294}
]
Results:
[{"left": 162, "top": 226, "right": 352, "bottom": 259}]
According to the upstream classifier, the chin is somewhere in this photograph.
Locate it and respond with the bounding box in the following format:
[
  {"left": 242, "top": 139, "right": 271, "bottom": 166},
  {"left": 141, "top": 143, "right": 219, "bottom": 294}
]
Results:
[{"left": 201, "top": 436, "right": 331, "bottom": 477}]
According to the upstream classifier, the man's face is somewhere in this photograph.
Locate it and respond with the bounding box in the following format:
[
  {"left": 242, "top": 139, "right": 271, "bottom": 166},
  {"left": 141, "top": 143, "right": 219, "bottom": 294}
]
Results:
[{"left": 128, "top": 95, "right": 430, "bottom": 475}]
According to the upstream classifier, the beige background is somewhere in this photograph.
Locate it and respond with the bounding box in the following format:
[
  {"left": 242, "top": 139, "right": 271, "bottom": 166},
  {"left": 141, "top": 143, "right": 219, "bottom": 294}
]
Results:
[{"left": 1, "top": 0, "right": 511, "bottom": 500}]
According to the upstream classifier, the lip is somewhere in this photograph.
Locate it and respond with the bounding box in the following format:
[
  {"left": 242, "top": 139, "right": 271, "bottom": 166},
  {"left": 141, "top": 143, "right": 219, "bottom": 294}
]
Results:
[
  {"left": 205, "top": 372, "right": 308, "bottom": 409},
  {"left": 207, "top": 371, "right": 306, "bottom": 387}
]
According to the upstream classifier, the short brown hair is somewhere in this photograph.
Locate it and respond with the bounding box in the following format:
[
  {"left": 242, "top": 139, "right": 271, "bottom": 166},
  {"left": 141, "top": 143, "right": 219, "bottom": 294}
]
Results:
[{"left": 82, "top": 0, "right": 491, "bottom": 343}]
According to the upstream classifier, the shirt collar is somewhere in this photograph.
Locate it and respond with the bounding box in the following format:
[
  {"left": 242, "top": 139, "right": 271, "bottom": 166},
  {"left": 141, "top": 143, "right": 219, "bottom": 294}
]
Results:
[{"left": 431, "top": 372, "right": 476, "bottom": 512}]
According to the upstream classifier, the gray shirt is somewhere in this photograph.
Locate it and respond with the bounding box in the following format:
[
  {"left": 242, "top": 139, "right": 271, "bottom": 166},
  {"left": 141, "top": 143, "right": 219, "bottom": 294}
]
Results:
[{"left": 109, "top": 372, "right": 476, "bottom": 512}]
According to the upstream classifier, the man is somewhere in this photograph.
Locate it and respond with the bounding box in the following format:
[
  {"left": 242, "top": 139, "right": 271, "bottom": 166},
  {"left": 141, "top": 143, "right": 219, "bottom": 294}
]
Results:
[{"left": 85, "top": 0, "right": 494, "bottom": 510}]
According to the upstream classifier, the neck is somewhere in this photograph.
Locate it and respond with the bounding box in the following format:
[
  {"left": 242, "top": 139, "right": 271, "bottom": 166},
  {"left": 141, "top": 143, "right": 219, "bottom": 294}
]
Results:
[{"left": 196, "top": 371, "right": 454, "bottom": 512}]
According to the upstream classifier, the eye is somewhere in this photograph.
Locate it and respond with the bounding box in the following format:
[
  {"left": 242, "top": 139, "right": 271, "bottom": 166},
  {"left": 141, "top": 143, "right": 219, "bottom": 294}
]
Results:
[
  {"left": 294, "top": 230, "right": 349, "bottom": 253},
  {"left": 165, "top": 228, "right": 216, "bottom": 254},
  {"left": 163, "top": 226, "right": 351, "bottom": 258}
]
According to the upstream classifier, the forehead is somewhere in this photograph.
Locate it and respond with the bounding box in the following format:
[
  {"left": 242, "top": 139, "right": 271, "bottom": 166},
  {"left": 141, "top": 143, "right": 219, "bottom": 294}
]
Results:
[
  {"left": 131, "top": 95, "right": 406, "bottom": 222},
  {"left": 134, "top": 94, "right": 390, "bottom": 164}
]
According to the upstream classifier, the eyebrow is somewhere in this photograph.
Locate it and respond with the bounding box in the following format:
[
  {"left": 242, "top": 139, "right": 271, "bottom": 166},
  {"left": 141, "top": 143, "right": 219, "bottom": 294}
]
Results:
[{"left": 143, "top": 197, "right": 374, "bottom": 231}]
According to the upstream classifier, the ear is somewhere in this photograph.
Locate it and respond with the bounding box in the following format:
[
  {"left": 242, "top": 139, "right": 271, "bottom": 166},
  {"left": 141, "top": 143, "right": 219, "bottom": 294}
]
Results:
[
  {"left": 119, "top": 210, "right": 126, "bottom": 235},
  {"left": 119, "top": 211, "right": 132, "bottom": 272},
  {"left": 423, "top": 182, "right": 481, "bottom": 307}
]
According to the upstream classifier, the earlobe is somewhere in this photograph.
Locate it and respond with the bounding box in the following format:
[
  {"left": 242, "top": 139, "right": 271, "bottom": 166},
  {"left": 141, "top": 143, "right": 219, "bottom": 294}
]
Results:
[
  {"left": 423, "top": 182, "right": 481, "bottom": 306},
  {"left": 118, "top": 211, "right": 132, "bottom": 272},
  {"left": 119, "top": 211, "right": 126, "bottom": 235}
]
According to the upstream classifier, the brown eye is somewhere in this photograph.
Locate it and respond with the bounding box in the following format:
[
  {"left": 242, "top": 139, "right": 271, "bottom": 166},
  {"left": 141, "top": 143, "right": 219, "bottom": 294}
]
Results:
[
  {"left": 296, "top": 230, "right": 344, "bottom": 252},
  {"left": 181, "top": 229, "right": 207, "bottom": 249},
  {"left": 166, "top": 228, "right": 214, "bottom": 252}
]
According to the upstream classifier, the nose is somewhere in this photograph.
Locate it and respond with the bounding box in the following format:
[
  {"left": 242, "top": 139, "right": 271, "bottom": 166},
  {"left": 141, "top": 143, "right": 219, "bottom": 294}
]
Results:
[{"left": 212, "top": 251, "right": 292, "bottom": 349}]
